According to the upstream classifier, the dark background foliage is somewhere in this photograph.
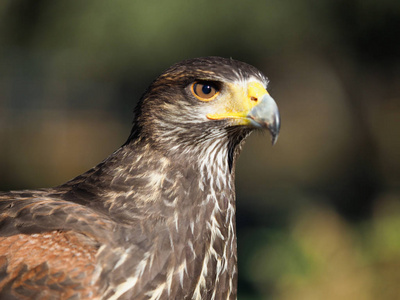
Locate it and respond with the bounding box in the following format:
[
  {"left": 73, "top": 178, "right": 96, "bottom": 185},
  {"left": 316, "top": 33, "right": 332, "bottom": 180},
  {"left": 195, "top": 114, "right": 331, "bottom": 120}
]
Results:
[{"left": 1, "top": 1, "right": 399, "bottom": 299}]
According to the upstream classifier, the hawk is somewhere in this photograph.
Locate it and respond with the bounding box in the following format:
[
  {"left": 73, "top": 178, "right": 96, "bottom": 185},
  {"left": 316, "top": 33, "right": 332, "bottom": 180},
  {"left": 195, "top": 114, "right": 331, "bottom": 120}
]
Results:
[{"left": 0, "top": 57, "right": 280, "bottom": 299}]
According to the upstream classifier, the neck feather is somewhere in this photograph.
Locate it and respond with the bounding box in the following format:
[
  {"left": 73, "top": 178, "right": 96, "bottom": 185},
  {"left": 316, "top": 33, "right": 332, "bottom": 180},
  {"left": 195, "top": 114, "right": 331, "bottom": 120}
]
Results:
[{"left": 62, "top": 127, "right": 250, "bottom": 223}]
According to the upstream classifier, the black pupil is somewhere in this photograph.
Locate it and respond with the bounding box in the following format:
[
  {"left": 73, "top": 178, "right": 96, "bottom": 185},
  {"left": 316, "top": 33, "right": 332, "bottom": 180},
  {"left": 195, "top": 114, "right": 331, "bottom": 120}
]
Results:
[{"left": 202, "top": 84, "right": 212, "bottom": 95}]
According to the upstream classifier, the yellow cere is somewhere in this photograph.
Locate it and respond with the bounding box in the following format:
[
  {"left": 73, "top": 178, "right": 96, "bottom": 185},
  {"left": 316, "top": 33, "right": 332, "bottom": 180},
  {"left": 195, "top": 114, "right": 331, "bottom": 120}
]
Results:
[
  {"left": 247, "top": 81, "right": 269, "bottom": 101},
  {"left": 206, "top": 81, "right": 268, "bottom": 123}
]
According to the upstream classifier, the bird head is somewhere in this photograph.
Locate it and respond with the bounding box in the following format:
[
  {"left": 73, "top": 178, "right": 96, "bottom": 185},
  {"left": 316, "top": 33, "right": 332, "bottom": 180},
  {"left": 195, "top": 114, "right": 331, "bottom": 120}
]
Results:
[{"left": 129, "top": 57, "right": 280, "bottom": 158}]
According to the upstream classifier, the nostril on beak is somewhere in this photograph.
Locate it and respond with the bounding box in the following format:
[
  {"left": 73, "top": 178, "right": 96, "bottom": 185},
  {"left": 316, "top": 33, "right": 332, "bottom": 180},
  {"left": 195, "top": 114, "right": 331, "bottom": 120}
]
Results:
[{"left": 250, "top": 96, "right": 258, "bottom": 102}]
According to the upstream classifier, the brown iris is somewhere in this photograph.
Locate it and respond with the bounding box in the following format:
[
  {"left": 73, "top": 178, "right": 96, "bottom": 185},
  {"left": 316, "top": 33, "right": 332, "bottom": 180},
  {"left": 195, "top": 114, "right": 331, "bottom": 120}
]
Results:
[{"left": 191, "top": 81, "right": 219, "bottom": 101}]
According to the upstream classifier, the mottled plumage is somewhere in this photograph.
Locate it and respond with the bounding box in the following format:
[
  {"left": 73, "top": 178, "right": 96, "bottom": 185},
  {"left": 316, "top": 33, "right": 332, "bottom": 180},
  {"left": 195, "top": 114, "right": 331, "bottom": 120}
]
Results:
[{"left": 0, "top": 57, "right": 280, "bottom": 299}]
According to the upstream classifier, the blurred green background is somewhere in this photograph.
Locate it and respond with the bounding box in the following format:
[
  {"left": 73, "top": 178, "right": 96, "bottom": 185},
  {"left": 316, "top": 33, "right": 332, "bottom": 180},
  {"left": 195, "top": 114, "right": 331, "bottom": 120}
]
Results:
[{"left": 1, "top": 0, "right": 400, "bottom": 299}]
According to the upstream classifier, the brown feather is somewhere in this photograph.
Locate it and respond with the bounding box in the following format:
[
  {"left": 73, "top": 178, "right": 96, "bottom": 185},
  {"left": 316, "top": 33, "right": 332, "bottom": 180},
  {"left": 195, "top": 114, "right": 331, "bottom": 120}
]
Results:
[{"left": 0, "top": 231, "right": 99, "bottom": 299}]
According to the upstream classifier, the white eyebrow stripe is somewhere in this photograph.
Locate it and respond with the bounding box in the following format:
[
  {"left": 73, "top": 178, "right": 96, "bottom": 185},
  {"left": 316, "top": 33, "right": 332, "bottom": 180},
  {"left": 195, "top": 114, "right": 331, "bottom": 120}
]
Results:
[{"left": 231, "top": 76, "right": 268, "bottom": 91}]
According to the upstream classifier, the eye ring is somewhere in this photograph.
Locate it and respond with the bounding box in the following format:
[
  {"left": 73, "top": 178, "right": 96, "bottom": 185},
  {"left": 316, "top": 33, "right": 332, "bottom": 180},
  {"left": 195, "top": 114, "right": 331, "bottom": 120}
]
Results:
[{"left": 191, "top": 81, "right": 219, "bottom": 101}]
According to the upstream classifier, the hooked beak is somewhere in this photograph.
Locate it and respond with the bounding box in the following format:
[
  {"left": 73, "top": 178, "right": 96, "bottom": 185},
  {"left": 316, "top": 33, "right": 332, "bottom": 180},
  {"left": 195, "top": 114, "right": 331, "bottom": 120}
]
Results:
[{"left": 247, "top": 93, "right": 280, "bottom": 145}]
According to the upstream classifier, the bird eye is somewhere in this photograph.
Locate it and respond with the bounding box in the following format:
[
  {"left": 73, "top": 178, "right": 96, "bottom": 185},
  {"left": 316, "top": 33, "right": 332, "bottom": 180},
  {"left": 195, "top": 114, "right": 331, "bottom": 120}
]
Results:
[{"left": 191, "top": 82, "right": 219, "bottom": 101}]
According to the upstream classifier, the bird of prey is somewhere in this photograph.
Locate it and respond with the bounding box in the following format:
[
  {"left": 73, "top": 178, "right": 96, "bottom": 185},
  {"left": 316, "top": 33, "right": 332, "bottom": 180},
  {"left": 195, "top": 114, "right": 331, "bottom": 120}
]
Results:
[{"left": 0, "top": 57, "right": 280, "bottom": 299}]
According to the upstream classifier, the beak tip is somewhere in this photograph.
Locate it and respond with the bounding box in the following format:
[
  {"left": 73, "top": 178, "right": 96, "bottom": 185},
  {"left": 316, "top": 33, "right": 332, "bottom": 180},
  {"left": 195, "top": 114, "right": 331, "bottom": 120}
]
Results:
[
  {"left": 269, "top": 113, "right": 280, "bottom": 146},
  {"left": 271, "top": 134, "right": 278, "bottom": 146},
  {"left": 268, "top": 122, "right": 280, "bottom": 146}
]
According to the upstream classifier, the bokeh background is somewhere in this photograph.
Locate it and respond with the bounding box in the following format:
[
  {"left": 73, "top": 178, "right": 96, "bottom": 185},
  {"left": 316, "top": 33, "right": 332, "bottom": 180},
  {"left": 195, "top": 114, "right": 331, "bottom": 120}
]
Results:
[{"left": 1, "top": 1, "right": 400, "bottom": 299}]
